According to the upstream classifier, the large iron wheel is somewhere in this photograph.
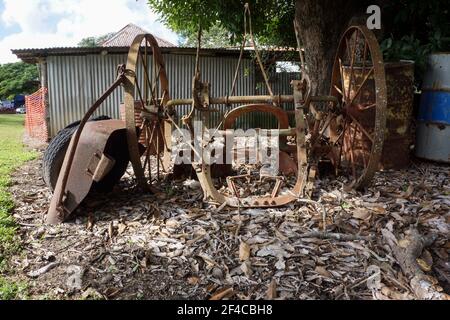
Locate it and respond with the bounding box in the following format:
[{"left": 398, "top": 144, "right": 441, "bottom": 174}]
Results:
[
  {"left": 329, "top": 25, "right": 387, "bottom": 189},
  {"left": 124, "top": 34, "right": 172, "bottom": 191}
]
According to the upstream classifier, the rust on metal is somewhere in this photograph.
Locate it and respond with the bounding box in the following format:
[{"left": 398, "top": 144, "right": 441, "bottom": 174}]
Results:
[
  {"left": 124, "top": 33, "right": 171, "bottom": 192},
  {"left": 192, "top": 80, "right": 310, "bottom": 208},
  {"left": 382, "top": 61, "right": 415, "bottom": 169},
  {"left": 329, "top": 25, "right": 387, "bottom": 190},
  {"left": 47, "top": 66, "right": 127, "bottom": 224},
  {"left": 47, "top": 120, "right": 128, "bottom": 224},
  {"left": 46, "top": 22, "right": 389, "bottom": 224}
]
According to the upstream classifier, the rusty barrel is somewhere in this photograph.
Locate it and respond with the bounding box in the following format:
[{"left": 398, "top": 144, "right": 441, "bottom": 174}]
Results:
[
  {"left": 382, "top": 61, "right": 415, "bottom": 169},
  {"left": 343, "top": 61, "right": 415, "bottom": 169},
  {"left": 415, "top": 53, "right": 450, "bottom": 163}
]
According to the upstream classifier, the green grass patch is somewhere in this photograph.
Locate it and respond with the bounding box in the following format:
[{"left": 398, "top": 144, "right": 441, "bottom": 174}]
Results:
[
  {"left": 0, "top": 114, "right": 37, "bottom": 298},
  {"left": 0, "top": 277, "right": 28, "bottom": 300}
]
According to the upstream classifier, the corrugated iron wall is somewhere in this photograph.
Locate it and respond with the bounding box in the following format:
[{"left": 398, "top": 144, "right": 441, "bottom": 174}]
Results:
[{"left": 47, "top": 53, "right": 297, "bottom": 137}]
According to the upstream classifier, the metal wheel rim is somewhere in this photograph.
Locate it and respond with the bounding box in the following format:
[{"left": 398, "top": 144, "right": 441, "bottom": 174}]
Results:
[
  {"left": 330, "top": 25, "right": 387, "bottom": 189},
  {"left": 124, "top": 34, "right": 171, "bottom": 191}
]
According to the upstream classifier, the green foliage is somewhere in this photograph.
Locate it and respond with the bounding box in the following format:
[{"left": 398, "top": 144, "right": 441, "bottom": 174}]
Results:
[
  {"left": 148, "top": 0, "right": 296, "bottom": 47},
  {"left": 78, "top": 32, "right": 116, "bottom": 47},
  {"left": 380, "top": 36, "right": 432, "bottom": 86},
  {"left": 0, "top": 115, "right": 36, "bottom": 299},
  {"left": 380, "top": 0, "right": 450, "bottom": 86},
  {"left": 0, "top": 277, "right": 28, "bottom": 300},
  {"left": 0, "top": 62, "right": 39, "bottom": 100},
  {"left": 180, "top": 23, "right": 236, "bottom": 48},
  {"left": 147, "top": 0, "right": 449, "bottom": 88}
]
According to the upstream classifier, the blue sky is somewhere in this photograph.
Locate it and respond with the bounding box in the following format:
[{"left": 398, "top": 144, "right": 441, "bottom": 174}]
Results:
[{"left": 0, "top": 0, "right": 179, "bottom": 63}]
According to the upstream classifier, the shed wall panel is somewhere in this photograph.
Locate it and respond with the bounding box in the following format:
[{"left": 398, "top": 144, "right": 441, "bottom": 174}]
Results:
[{"left": 47, "top": 53, "right": 295, "bottom": 137}]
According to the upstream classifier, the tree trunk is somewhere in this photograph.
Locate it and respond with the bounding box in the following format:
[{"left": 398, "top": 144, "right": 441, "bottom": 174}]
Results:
[{"left": 294, "top": 0, "right": 370, "bottom": 95}]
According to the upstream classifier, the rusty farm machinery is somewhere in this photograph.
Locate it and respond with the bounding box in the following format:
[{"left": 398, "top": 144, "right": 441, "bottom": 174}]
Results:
[{"left": 45, "top": 19, "right": 387, "bottom": 224}]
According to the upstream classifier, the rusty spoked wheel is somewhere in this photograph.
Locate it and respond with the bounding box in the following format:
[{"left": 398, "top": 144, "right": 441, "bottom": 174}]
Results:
[
  {"left": 124, "top": 34, "right": 171, "bottom": 191},
  {"left": 329, "top": 25, "right": 387, "bottom": 190}
]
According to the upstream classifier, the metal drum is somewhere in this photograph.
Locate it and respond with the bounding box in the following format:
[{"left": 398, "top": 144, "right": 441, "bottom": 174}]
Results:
[
  {"left": 416, "top": 53, "right": 450, "bottom": 163},
  {"left": 342, "top": 61, "right": 415, "bottom": 169}
]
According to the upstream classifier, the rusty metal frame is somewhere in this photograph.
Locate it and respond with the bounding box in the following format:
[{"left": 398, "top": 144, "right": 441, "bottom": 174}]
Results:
[
  {"left": 46, "top": 24, "right": 388, "bottom": 224},
  {"left": 188, "top": 79, "right": 312, "bottom": 208}
]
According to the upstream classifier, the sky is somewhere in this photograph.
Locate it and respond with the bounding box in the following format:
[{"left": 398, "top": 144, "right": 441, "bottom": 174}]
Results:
[{"left": 0, "top": 0, "right": 179, "bottom": 64}]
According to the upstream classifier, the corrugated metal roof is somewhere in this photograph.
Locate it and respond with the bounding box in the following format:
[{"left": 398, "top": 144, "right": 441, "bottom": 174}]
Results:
[
  {"left": 101, "top": 23, "right": 175, "bottom": 47},
  {"left": 12, "top": 46, "right": 253, "bottom": 64}
]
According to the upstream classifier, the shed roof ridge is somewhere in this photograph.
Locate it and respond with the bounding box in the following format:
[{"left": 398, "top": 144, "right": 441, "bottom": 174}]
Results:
[
  {"left": 101, "top": 23, "right": 175, "bottom": 48},
  {"left": 101, "top": 23, "right": 148, "bottom": 46}
]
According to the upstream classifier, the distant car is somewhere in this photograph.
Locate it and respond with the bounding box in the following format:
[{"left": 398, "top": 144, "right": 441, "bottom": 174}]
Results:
[{"left": 16, "top": 107, "right": 26, "bottom": 114}]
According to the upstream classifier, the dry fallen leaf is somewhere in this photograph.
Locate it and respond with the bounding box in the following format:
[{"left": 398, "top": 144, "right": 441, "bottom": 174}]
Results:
[
  {"left": 416, "top": 258, "right": 432, "bottom": 272},
  {"left": 187, "top": 276, "right": 200, "bottom": 285},
  {"left": 352, "top": 208, "right": 371, "bottom": 220},
  {"left": 108, "top": 222, "right": 114, "bottom": 240},
  {"left": 117, "top": 223, "right": 127, "bottom": 235},
  {"left": 240, "top": 261, "right": 253, "bottom": 277},
  {"left": 404, "top": 184, "right": 414, "bottom": 198},
  {"left": 86, "top": 213, "right": 95, "bottom": 231},
  {"left": 198, "top": 253, "right": 217, "bottom": 267},
  {"left": 267, "top": 279, "right": 277, "bottom": 300},
  {"left": 239, "top": 241, "right": 251, "bottom": 261},
  {"left": 315, "top": 266, "right": 333, "bottom": 278},
  {"left": 399, "top": 239, "right": 411, "bottom": 248}
]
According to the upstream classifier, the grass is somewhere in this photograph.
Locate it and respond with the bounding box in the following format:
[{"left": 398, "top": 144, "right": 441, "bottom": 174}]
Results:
[
  {"left": 0, "top": 114, "right": 36, "bottom": 299},
  {"left": 0, "top": 277, "right": 28, "bottom": 300}
]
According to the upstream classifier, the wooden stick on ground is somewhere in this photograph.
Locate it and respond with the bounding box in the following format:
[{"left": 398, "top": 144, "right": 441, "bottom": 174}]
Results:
[{"left": 383, "top": 227, "right": 450, "bottom": 300}]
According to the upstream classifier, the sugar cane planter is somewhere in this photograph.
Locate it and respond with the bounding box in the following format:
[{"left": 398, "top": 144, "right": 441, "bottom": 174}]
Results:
[{"left": 45, "top": 20, "right": 387, "bottom": 224}]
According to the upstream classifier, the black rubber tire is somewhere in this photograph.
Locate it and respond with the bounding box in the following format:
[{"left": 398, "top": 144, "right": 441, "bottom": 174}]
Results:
[{"left": 42, "top": 116, "right": 111, "bottom": 191}]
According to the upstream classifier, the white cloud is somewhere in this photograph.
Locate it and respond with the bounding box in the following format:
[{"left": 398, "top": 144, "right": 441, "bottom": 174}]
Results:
[{"left": 0, "top": 0, "right": 179, "bottom": 63}]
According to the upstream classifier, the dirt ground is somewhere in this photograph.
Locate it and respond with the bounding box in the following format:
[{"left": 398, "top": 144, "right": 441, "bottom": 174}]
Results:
[{"left": 5, "top": 152, "right": 450, "bottom": 300}]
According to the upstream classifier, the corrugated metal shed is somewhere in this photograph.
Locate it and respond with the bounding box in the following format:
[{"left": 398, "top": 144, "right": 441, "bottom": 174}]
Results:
[{"left": 45, "top": 51, "right": 297, "bottom": 136}]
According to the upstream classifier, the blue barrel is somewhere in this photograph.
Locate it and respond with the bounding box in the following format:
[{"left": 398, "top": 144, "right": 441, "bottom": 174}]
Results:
[{"left": 416, "top": 53, "right": 450, "bottom": 163}]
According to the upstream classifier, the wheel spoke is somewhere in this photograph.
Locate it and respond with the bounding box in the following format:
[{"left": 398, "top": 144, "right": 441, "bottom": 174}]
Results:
[
  {"left": 153, "top": 53, "right": 159, "bottom": 103},
  {"left": 359, "top": 122, "right": 368, "bottom": 169},
  {"left": 346, "top": 30, "right": 359, "bottom": 104},
  {"left": 349, "top": 67, "right": 374, "bottom": 106},
  {"left": 149, "top": 124, "right": 166, "bottom": 177},
  {"left": 142, "top": 131, "right": 150, "bottom": 173},
  {"left": 333, "top": 84, "right": 343, "bottom": 96},
  {"left": 347, "top": 113, "right": 374, "bottom": 143},
  {"left": 338, "top": 58, "right": 347, "bottom": 102},
  {"left": 145, "top": 122, "right": 157, "bottom": 179},
  {"left": 139, "top": 51, "right": 157, "bottom": 106},
  {"left": 358, "top": 42, "right": 369, "bottom": 105},
  {"left": 357, "top": 103, "right": 376, "bottom": 111},
  {"left": 134, "top": 76, "right": 145, "bottom": 107},
  {"left": 157, "top": 120, "right": 170, "bottom": 152},
  {"left": 345, "top": 37, "right": 352, "bottom": 62},
  {"left": 336, "top": 119, "right": 348, "bottom": 170},
  {"left": 151, "top": 64, "right": 162, "bottom": 104},
  {"left": 156, "top": 122, "right": 160, "bottom": 180},
  {"left": 349, "top": 124, "right": 357, "bottom": 179},
  {"left": 319, "top": 113, "right": 334, "bottom": 137}
]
